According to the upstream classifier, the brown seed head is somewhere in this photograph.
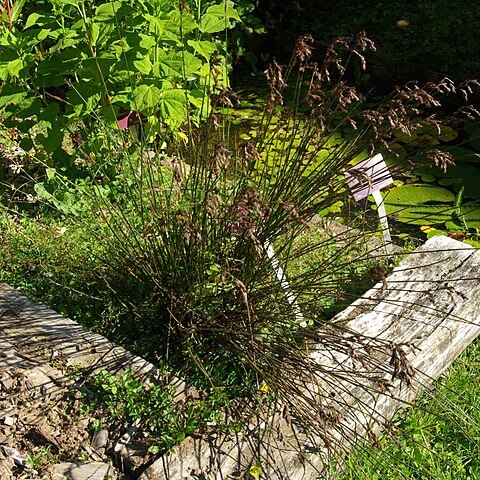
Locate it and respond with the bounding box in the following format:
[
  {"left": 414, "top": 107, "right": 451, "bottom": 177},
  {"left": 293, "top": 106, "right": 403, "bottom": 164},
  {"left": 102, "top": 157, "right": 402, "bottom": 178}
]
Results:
[
  {"left": 426, "top": 149, "right": 455, "bottom": 173},
  {"left": 294, "top": 34, "right": 315, "bottom": 72}
]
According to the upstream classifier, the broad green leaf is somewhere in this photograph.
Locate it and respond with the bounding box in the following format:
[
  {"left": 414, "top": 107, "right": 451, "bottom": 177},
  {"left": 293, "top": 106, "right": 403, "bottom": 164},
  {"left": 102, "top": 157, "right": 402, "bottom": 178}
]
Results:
[
  {"left": 139, "top": 33, "right": 157, "bottom": 50},
  {"left": 146, "top": 11, "right": 197, "bottom": 42},
  {"left": 199, "top": 1, "right": 240, "bottom": 34},
  {"left": 50, "top": 29, "right": 80, "bottom": 51},
  {"left": 34, "top": 182, "right": 80, "bottom": 215},
  {"left": 384, "top": 184, "right": 455, "bottom": 205},
  {"left": 4, "top": 58, "right": 24, "bottom": 78},
  {"left": 24, "top": 12, "right": 56, "bottom": 29},
  {"left": 37, "top": 103, "right": 60, "bottom": 129},
  {"left": 37, "top": 49, "right": 83, "bottom": 76},
  {"left": 188, "top": 89, "right": 211, "bottom": 117},
  {"left": 95, "top": 2, "right": 122, "bottom": 21},
  {"left": 79, "top": 56, "right": 116, "bottom": 81},
  {"left": 383, "top": 184, "right": 456, "bottom": 226},
  {"left": 158, "top": 89, "right": 187, "bottom": 127},
  {"left": 10, "top": 97, "right": 41, "bottom": 119},
  {"left": 132, "top": 84, "right": 162, "bottom": 111},
  {"left": 0, "top": 86, "right": 27, "bottom": 108},
  {"left": 111, "top": 93, "right": 131, "bottom": 104},
  {"left": 88, "top": 22, "right": 114, "bottom": 47},
  {"left": 144, "top": 115, "right": 160, "bottom": 142},
  {"left": 100, "top": 104, "right": 119, "bottom": 126},
  {"left": 109, "top": 67, "right": 131, "bottom": 82},
  {"left": 145, "top": 15, "right": 180, "bottom": 42},
  {"left": 159, "top": 51, "right": 202, "bottom": 79},
  {"left": 46, "top": 168, "right": 57, "bottom": 181},
  {"left": 0, "top": 64, "right": 11, "bottom": 81},
  {"left": 88, "top": 22, "right": 100, "bottom": 46},
  {"left": 37, "top": 28, "right": 52, "bottom": 42},
  {"left": 10, "top": 0, "right": 26, "bottom": 23},
  {"left": 68, "top": 82, "right": 101, "bottom": 113},
  {"left": 168, "top": 10, "right": 198, "bottom": 34},
  {"left": 37, "top": 128, "right": 64, "bottom": 154},
  {"left": 187, "top": 40, "right": 216, "bottom": 60},
  {"left": 133, "top": 56, "right": 152, "bottom": 75}
]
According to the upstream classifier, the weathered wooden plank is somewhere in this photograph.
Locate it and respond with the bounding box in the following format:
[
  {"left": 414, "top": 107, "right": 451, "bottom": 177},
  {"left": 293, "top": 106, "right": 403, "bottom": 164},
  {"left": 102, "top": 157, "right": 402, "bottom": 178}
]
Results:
[
  {"left": 0, "top": 283, "right": 190, "bottom": 401},
  {"left": 141, "top": 236, "right": 480, "bottom": 480}
]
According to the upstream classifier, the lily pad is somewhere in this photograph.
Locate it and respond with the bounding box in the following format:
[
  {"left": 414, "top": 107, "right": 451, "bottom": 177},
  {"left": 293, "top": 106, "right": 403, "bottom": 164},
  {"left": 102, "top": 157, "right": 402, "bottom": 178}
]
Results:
[
  {"left": 438, "top": 178, "right": 463, "bottom": 187},
  {"left": 394, "top": 124, "right": 458, "bottom": 147},
  {"left": 384, "top": 184, "right": 455, "bottom": 204},
  {"left": 413, "top": 161, "right": 480, "bottom": 200},
  {"left": 383, "top": 184, "right": 455, "bottom": 225},
  {"left": 387, "top": 204, "right": 455, "bottom": 226},
  {"left": 442, "top": 146, "right": 480, "bottom": 163},
  {"left": 420, "top": 174, "right": 436, "bottom": 183}
]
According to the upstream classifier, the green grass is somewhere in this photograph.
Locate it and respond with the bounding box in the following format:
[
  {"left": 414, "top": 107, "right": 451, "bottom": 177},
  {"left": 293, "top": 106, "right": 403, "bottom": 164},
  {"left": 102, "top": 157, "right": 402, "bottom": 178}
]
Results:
[{"left": 339, "top": 339, "right": 480, "bottom": 480}]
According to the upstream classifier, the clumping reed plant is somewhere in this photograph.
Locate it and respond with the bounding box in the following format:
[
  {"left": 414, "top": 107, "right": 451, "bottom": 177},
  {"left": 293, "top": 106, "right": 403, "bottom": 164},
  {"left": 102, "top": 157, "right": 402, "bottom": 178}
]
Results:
[{"left": 81, "top": 29, "right": 480, "bottom": 477}]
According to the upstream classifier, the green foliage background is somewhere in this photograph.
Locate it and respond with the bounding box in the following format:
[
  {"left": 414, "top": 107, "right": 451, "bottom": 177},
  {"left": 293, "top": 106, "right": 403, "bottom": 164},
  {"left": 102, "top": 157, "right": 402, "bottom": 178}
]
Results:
[{"left": 0, "top": 0, "right": 240, "bottom": 174}]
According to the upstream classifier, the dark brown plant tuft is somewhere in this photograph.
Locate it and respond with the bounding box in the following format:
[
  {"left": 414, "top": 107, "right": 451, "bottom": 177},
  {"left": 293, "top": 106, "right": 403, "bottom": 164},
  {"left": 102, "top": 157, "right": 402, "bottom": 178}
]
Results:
[
  {"left": 426, "top": 149, "right": 455, "bottom": 172},
  {"left": 458, "top": 79, "right": 480, "bottom": 101},
  {"left": 294, "top": 34, "right": 314, "bottom": 72},
  {"left": 213, "top": 89, "right": 240, "bottom": 108},
  {"left": 265, "top": 59, "right": 286, "bottom": 109},
  {"left": 229, "top": 188, "right": 268, "bottom": 236},
  {"left": 211, "top": 141, "right": 230, "bottom": 177},
  {"left": 205, "top": 191, "right": 222, "bottom": 218},
  {"left": 351, "top": 30, "right": 376, "bottom": 71}
]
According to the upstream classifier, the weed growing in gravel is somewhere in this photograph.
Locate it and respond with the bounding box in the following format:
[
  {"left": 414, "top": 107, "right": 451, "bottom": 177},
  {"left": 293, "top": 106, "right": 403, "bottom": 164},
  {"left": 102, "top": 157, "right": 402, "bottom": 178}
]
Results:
[{"left": 84, "top": 368, "right": 235, "bottom": 455}]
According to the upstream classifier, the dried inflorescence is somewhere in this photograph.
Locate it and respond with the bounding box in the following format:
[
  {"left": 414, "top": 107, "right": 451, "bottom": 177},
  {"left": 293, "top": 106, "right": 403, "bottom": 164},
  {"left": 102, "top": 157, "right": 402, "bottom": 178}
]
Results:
[
  {"left": 281, "top": 202, "right": 309, "bottom": 226},
  {"left": 213, "top": 89, "right": 240, "bottom": 108},
  {"left": 336, "top": 81, "right": 362, "bottom": 110},
  {"left": 321, "top": 37, "right": 348, "bottom": 81},
  {"left": 229, "top": 188, "right": 268, "bottom": 237},
  {"left": 242, "top": 141, "right": 261, "bottom": 162},
  {"left": 453, "top": 105, "right": 480, "bottom": 120},
  {"left": 175, "top": 209, "right": 201, "bottom": 245},
  {"left": 265, "top": 59, "right": 286, "bottom": 109},
  {"left": 351, "top": 30, "right": 377, "bottom": 70},
  {"left": 211, "top": 141, "right": 230, "bottom": 177},
  {"left": 240, "top": 141, "right": 261, "bottom": 171},
  {"left": 458, "top": 79, "right": 480, "bottom": 101},
  {"left": 294, "top": 34, "right": 315, "bottom": 72},
  {"left": 205, "top": 190, "right": 222, "bottom": 218},
  {"left": 361, "top": 79, "right": 464, "bottom": 149},
  {"left": 426, "top": 149, "right": 455, "bottom": 172}
]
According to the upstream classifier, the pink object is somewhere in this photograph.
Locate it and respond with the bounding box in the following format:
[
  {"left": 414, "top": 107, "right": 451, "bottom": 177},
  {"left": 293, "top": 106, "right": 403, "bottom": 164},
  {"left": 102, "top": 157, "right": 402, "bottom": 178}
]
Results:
[
  {"left": 345, "top": 153, "right": 394, "bottom": 201},
  {"left": 117, "top": 112, "right": 132, "bottom": 130}
]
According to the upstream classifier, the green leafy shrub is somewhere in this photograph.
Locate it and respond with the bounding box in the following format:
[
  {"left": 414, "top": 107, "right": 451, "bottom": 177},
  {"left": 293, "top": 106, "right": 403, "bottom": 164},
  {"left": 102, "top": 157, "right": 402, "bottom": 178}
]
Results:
[
  {"left": 86, "top": 368, "right": 231, "bottom": 453},
  {"left": 0, "top": 0, "right": 240, "bottom": 178}
]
